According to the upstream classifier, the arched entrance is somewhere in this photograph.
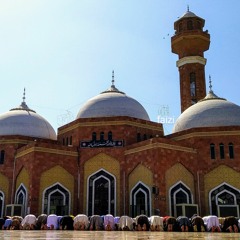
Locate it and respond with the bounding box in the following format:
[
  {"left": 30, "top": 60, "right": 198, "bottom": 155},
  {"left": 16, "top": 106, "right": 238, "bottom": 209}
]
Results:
[
  {"left": 130, "top": 181, "right": 151, "bottom": 217},
  {"left": 169, "top": 181, "right": 193, "bottom": 216},
  {"left": 42, "top": 182, "right": 70, "bottom": 215},
  {"left": 87, "top": 169, "right": 116, "bottom": 216},
  {"left": 15, "top": 184, "right": 28, "bottom": 216},
  {"left": 0, "top": 191, "right": 4, "bottom": 218}
]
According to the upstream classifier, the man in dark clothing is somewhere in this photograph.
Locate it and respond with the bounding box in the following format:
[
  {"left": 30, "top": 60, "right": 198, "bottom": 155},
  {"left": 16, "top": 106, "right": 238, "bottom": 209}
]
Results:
[{"left": 59, "top": 215, "right": 74, "bottom": 230}]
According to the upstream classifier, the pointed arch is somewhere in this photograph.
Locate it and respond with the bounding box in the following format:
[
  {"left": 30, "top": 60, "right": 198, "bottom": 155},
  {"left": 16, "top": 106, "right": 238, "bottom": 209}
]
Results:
[
  {"left": 169, "top": 181, "right": 193, "bottom": 217},
  {"left": 84, "top": 153, "right": 120, "bottom": 215},
  {"left": 204, "top": 165, "right": 240, "bottom": 215},
  {"left": 0, "top": 173, "right": 9, "bottom": 217},
  {"left": 87, "top": 168, "right": 116, "bottom": 216},
  {"left": 15, "top": 183, "right": 28, "bottom": 216},
  {"left": 130, "top": 181, "right": 151, "bottom": 217},
  {"left": 0, "top": 191, "right": 4, "bottom": 218},
  {"left": 42, "top": 182, "right": 71, "bottom": 215},
  {"left": 209, "top": 182, "right": 240, "bottom": 217}
]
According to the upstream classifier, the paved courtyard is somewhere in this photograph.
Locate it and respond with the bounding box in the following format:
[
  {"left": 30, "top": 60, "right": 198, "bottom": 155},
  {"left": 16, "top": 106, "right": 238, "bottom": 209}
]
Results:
[{"left": 1, "top": 231, "right": 240, "bottom": 240}]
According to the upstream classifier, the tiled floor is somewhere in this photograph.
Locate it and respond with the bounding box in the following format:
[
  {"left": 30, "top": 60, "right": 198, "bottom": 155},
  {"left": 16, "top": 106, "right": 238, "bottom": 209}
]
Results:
[{"left": 1, "top": 231, "right": 240, "bottom": 240}]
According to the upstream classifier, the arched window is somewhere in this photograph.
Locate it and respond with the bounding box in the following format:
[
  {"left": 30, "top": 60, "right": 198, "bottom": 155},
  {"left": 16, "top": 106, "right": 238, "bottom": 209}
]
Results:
[
  {"left": 0, "top": 150, "right": 5, "bottom": 164},
  {"left": 187, "top": 20, "right": 193, "bottom": 30},
  {"left": 179, "top": 22, "right": 183, "bottom": 32},
  {"left": 92, "top": 132, "right": 97, "bottom": 141},
  {"left": 137, "top": 133, "right": 141, "bottom": 142},
  {"left": 219, "top": 143, "right": 225, "bottom": 159},
  {"left": 143, "top": 134, "right": 147, "bottom": 140},
  {"left": 100, "top": 132, "right": 104, "bottom": 141},
  {"left": 210, "top": 143, "right": 215, "bottom": 159},
  {"left": 209, "top": 183, "right": 240, "bottom": 216},
  {"left": 196, "top": 21, "right": 201, "bottom": 30},
  {"left": 66, "top": 137, "right": 69, "bottom": 146},
  {"left": 69, "top": 136, "right": 72, "bottom": 145},
  {"left": 108, "top": 131, "right": 113, "bottom": 141},
  {"left": 190, "top": 72, "right": 196, "bottom": 97},
  {"left": 229, "top": 143, "right": 234, "bottom": 159}
]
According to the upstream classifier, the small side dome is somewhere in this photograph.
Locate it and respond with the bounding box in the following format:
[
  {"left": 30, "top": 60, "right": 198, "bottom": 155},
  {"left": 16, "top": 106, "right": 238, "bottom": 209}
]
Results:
[
  {"left": 0, "top": 89, "right": 57, "bottom": 140},
  {"left": 76, "top": 72, "right": 150, "bottom": 121},
  {"left": 173, "top": 90, "right": 240, "bottom": 133}
]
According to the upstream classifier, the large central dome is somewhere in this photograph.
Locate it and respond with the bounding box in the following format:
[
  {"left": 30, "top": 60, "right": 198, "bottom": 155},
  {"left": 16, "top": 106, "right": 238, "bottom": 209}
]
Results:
[
  {"left": 173, "top": 90, "right": 240, "bottom": 133},
  {"left": 76, "top": 74, "right": 150, "bottom": 121}
]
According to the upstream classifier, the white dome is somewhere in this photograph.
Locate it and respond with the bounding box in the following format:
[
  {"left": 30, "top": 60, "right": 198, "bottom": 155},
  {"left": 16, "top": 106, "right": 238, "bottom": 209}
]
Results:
[
  {"left": 0, "top": 100, "right": 57, "bottom": 140},
  {"left": 76, "top": 83, "right": 150, "bottom": 121},
  {"left": 173, "top": 91, "right": 240, "bottom": 133}
]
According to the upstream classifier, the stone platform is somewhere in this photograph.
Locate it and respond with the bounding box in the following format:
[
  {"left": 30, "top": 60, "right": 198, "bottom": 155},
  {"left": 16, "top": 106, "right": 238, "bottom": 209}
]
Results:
[{"left": 1, "top": 231, "right": 240, "bottom": 240}]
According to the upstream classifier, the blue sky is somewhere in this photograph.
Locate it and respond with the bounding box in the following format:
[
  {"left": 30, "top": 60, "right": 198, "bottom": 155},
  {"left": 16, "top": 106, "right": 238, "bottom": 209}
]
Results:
[{"left": 0, "top": 0, "right": 239, "bottom": 134}]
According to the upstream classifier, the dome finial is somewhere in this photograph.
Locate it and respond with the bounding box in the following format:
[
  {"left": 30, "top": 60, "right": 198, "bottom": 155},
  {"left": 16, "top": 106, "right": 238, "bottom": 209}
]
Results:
[
  {"left": 200, "top": 75, "right": 226, "bottom": 101},
  {"left": 10, "top": 88, "right": 36, "bottom": 112},
  {"left": 209, "top": 75, "right": 213, "bottom": 92},
  {"left": 23, "top": 87, "right": 26, "bottom": 103},
  {"left": 19, "top": 87, "right": 31, "bottom": 111},
  {"left": 101, "top": 71, "right": 125, "bottom": 94},
  {"left": 112, "top": 70, "right": 115, "bottom": 87},
  {"left": 187, "top": 4, "right": 189, "bottom": 12}
]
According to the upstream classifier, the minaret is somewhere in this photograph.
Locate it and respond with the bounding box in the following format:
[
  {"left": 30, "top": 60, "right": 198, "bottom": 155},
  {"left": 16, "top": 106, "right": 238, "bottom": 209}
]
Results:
[{"left": 171, "top": 8, "right": 210, "bottom": 112}]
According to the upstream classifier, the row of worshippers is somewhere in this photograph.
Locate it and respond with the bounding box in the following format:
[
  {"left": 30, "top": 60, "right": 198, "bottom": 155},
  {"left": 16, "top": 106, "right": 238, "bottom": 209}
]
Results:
[
  {"left": 164, "top": 215, "right": 238, "bottom": 233},
  {"left": 0, "top": 214, "right": 239, "bottom": 233}
]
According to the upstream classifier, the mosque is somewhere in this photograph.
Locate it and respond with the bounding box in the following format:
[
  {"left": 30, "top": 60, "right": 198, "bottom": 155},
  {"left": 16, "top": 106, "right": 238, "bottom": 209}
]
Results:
[{"left": 1, "top": 9, "right": 240, "bottom": 219}]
